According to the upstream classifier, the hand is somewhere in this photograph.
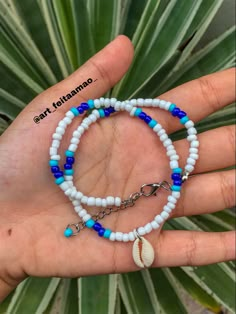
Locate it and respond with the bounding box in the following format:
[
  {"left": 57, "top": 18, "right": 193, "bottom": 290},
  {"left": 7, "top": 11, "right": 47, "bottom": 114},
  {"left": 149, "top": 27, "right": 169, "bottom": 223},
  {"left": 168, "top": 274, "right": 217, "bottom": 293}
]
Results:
[{"left": 0, "top": 35, "right": 235, "bottom": 301}]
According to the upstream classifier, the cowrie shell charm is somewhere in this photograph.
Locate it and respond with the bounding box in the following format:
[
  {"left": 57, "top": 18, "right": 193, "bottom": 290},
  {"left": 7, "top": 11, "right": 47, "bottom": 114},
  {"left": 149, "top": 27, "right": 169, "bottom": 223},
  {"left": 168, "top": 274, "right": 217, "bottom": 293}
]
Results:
[{"left": 132, "top": 236, "right": 155, "bottom": 268}]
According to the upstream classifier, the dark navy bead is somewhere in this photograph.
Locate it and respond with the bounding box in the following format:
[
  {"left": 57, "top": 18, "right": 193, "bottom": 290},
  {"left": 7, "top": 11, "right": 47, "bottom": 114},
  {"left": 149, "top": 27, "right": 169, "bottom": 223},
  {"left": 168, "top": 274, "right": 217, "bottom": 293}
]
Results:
[
  {"left": 64, "top": 163, "right": 72, "bottom": 169},
  {"left": 138, "top": 112, "right": 147, "bottom": 120},
  {"left": 77, "top": 106, "right": 84, "bottom": 114},
  {"left": 104, "top": 109, "right": 110, "bottom": 117},
  {"left": 51, "top": 166, "right": 60, "bottom": 173},
  {"left": 81, "top": 102, "right": 89, "bottom": 110},
  {"left": 66, "top": 157, "right": 75, "bottom": 164},
  {"left": 177, "top": 110, "right": 187, "bottom": 119},
  {"left": 171, "top": 107, "right": 180, "bottom": 117},
  {"left": 173, "top": 180, "right": 182, "bottom": 186},
  {"left": 93, "top": 222, "right": 102, "bottom": 232},
  {"left": 171, "top": 173, "right": 182, "bottom": 180},
  {"left": 108, "top": 106, "right": 115, "bottom": 113},
  {"left": 144, "top": 115, "right": 152, "bottom": 124},
  {"left": 98, "top": 228, "right": 105, "bottom": 237},
  {"left": 54, "top": 171, "right": 64, "bottom": 178}
]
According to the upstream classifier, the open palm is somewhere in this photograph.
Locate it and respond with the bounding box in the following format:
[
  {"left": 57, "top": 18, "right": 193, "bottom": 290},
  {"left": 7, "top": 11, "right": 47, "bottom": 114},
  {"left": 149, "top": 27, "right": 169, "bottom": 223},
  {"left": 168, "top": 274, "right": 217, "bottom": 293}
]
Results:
[{"left": 0, "top": 36, "right": 235, "bottom": 300}]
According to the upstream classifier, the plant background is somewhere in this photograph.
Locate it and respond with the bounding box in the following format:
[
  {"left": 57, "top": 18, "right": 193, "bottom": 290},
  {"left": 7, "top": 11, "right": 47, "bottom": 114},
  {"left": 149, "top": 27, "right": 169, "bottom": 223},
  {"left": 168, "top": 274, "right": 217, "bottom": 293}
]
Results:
[{"left": 0, "top": 0, "right": 235, "bottom": 313}]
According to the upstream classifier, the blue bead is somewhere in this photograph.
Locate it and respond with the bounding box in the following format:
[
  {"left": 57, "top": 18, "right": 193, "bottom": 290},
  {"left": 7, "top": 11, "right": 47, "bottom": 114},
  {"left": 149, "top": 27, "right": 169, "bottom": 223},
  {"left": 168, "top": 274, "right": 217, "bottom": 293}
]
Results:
[
  {"left": 173, "top": 180, "right": 182, "bottom": 186},
  {"left": 148, "top": 119, "right": 158, "bottom": 128},
  {"left": 93, "top": 222, "right": 102, "bottom": 232},
  {"left": 66, "top": 157, "right": 75, "bottom": 164},
  {"left": 108, "top": 106, "right": 115, "bottom": 113},
  {"left": 138, "top": 112, "right": 147, "bottom": 120},
  {"left": 64, "top": 163, "right": 72, "bottom": 169},
  {"left": 144, "top": 115, "right": 152, "bottom": 124},
  {"left": 98, "top": 228, "right": 105, "bottom": 237},
  {"left": 54, "top": 171, "right": 64, "bottom": 178},
  {"left": 98, "top": 108, "right": 105, "bottom": 118},
  {"left": 64, "top": 169, "right": 74, "bottom": 175},
  {"left": 77, "top": 106, "right": 84, "bottom": 114},
  {"left": 171, "top": 185, "right": 181, "bottom": 192},
  {"left": 134, "top": 108, "right": 142, "bottom": 116},
  {"left": 70, "top": 107, "right": 79, "bottom": 116},
  {"left": 81, "top": 102, "right": 89, "bottom": 110},
  {"left": 85, "top": 219, "right": 95, "bottom": 228},
  {"left": 168, "top": 104, "right": 176, "bottom": 112},
  {"left": 49, "top": 160, "right": 58, "bottom": 166},
  {"left": 171, "top": 107, "right": 180, "bottom": 117},
  {"left": 173, "top": 167, "right": 182, "bottom": 173},
  {"left": 64, "top": 228, "right": 73, "bottom": 237},
  {"left": 171, "top": 173, "right": 181, "bottom": 180},
  {"left": 104, "top": 229, "right": 112, "bottom": 238},
  {"left": 177, "top": 110, "right": 187, "bottom": 119},
  {"left": 55, "top": 177, "right": 65, "bottom": 185},
  {"left": 87, "top": 99, "right": 95, "bottom": 109},
  {"left": 104, "top": 109, "right": 110, "bottom": 117},
  {"left": 51, "top": 166, "right": 60, "bottom": 173},
  {"left": 180, "top": 116, "right": 189, "bottom": 124},
  {"left": 65, "top": 150, "right": 74, "bottom": 157}
]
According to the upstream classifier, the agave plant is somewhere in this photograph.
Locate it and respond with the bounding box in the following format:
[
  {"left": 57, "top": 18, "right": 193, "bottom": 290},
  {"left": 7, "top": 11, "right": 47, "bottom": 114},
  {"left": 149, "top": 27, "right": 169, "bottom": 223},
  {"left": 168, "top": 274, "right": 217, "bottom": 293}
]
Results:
[{"left": 0, "top": 0, "right": 235, "bottom": 313}]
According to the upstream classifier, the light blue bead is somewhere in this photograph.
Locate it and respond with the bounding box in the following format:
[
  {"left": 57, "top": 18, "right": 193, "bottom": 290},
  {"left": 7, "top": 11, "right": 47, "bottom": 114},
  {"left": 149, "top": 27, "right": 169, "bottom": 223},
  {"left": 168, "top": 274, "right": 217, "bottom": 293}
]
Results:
[
  {"left": 55, "top": 177, "right": 65, "bottom": 185},
  {"left": 168, "top": 104, "right": 176, "bottom": 112},
  {"left": 85, "top": 219, "right": 95, "bottom": 228},
  {"left": 98, "top": 108, "right": 105, "bottom": 118},
  {"left": 104, "top": 229, "right": 112, "bottom": 238},
  {"left": 49, "top": 160, "right": 58, "bottom": 166},
  {"left": 70, "top": 107, "right": 79, "bottom": 116},
  {"left": 64, "top": 169, "right": 74, "bottom": 175},
  {"left": 173, "top": 167, "right": 182, "bottom": 173},
  {"left": 88, "top": 99, "right": 95, "bottom": 109},
  {"left": 171, "top": 185, "right": 181, "bottom": 191},
  {"left": 65, "top": 150, "right": 74, "bottom": 157},
  {"left": 148, "top": 119, "right": 157, "bottom": 128},
  {"left": 180, "top": 116, "right": 189, "bottom": 124},
  {"left": 64, "top": 228, "right": 73, "bottom": 237},
  {"left": 134, "top": 108, "right": 142, "bottom": 116}
]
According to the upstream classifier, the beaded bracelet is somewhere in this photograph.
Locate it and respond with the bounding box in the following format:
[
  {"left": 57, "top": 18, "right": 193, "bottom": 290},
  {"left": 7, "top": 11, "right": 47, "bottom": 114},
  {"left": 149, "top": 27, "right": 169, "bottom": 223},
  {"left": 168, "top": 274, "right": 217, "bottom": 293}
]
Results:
[{"left": 49, "top": 98, "right": 199, "bottom": 268}]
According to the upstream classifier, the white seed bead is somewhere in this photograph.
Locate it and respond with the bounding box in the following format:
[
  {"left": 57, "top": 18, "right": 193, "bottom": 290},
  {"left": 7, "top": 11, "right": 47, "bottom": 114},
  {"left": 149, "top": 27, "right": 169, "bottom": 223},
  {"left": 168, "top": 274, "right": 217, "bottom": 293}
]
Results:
[
  {"left": 167, "top": 202, "right": 175, "bottom": 209},
  {"left": 160, "top": 133, "right": 168, "bottom": 141},
  {"left": 130, "top": 107, "right": 136, "bottom": 116},
  {"left": 152, "top": 98, "right": 160, "bottom": 107},
  {"left": 129, "top": 99, "right": 136, "bottom": 106},
  {"left": 59, "top": 120, "right": 67, "bottom": 128},
  {"left": 76, "top": 191, "right": 83, "bottom": 199},
  {"left": 187, "top": 158, "right": 196, "bottom": 165},
  {"left": 89, "top": 114, "right": 97, "bottom": 122},
  {"left": 187, "top": 127, "right": 197, "bottom": 135},
  {"left": 107, "top": 196, "right": 114, "bottom": 206},
  {"left": 168, "top": 195, "right": 177, "bottom": 204},
  {"left": 151, "top": 220, "right": 160, "bottom": 229},
  {"left": 99, "top": 97, "right": 105, "bottom": 105},
  {"left": 164, "top": 101, "right": 172, "bottom": 110},
  {"left": 101, "top": 199, "right": 107, "bottom": 207},
  {"left": 122, "top": 233, "right": 129, "bottom": 242},
  {"left": 167, "top": 149, "right": 177, "bottom": 156},
  {"left": 110, "top": 232, "right": 116, "bottom": 241},
  {"left": 72, "top": 131, "right": 80, "bottom": 139},
  {"left": 190, "top": 153, "right": 199, "bottom": 160},
  {"left": 137, "top": 98, "right": 144, "bottom": 105},
  {"left": 77, "top": 126, "right": 85, "bottom": 134},
  {"left": 74, "top": 206, "right": 82, "bottom": 213},
  {"left": 87, "top": 197, "right": 96, "bottom": 206},
  {"left": 187, "top": 135, "right": 197, "bottom": 141},
  {"left": 64, "top": 188, "right": 72, "bottom": 196},
  {"left": 163, "top": 205, "right": 172, "bottom": 213},
  {"left": 94, "top": 99, "right": 101, "bottom": 108},
  {"left": 52, "top": 140, "right": 60, "bottom": 148},
  {"left": 155, "top": 215, "right": 164, "bottom": 224},
  {"left": 115, "top": 197, "right": 121, "bottom": 206},
  {"left": 92, "top": 109, "right": 100, "bottom": 118},
  {"left": 50, "top": 147, "right": 57, "bottom": 156},
  {"left": 95, "top": 198, "right": 102, "bottom": 206},
  {"left": 72, "top": 200, "right": 79, "bottom": 206},
  {"left": 63, "top": 117, "right": 72, "bottom": 124},
  {"left": 189, "top": 147, "right": 198, "bottom": 154},
  {"left": 137, "top": 227, "right": 146, "bottom": 236},
  {"left": 65, "top": 111, "right": 74, "bottom": 118},
  {"left": 69, "top": 144, "right": 77, "bottom": 152},
  {"left": 52, "top": 133, "right": 62, "bottom": 140},
  {"left": 110, "top": 98, "right": 117, "bottom": 106},
  {"left": 172, "top": 191, "right": 180, "bottom": 199},
  {"left": 78, "top": 209, "right": 87, "bottom": 217},
  {"left": 67, "top": 181, "right": 73, "bottom": 187},
  {"left": 161, "top": 211, "right": 169, "bottom": 219},
  {"left": 51, "top": 154, "right": 60, "bottom": 160},
  {"left": 191, "top": 140, "right": 199, "bottom": 148},
  {"left": 114, "top": 101, "right": 122, "bottom": 111},
  {"left": 128, "top": 232, "right": 135, "bottom": 241},
  {"left": 158, "top": 129, "right": 165, "bottom": 136},
  {"left": 163, "top": 139, "right": 172, "bottom": 147},
  {"left": 166, "top": 144, "right": 175, "bottom": 151},
  {"left": 120, "top": 101, "right": 126, "bottom": 110},
  {"left": 64, "top": 176, "right": 72, "bottom": 182},
  {"left": 153, "top": 124, "right": 162, "bottom": 132},
  {"left": 144, "top": 99, "right": 152, "bottom": 106},
  {"left": 170, "top": 160, "right": 179, "bottom": 169},
  {"left": 59, "top": 182, "right": 70, "bottom": 191},
  {"left": 159, "top": 100, "right": 167, "bottom": 109},
  {"left": 104, "top": 98, "right": 110, "bottom": 107},
  {"left": 71, "top": 138, "right": 79, "bottom": 144},
  {"left": 185, "top": 164, "right": 194, "bottom": 172},
  {"left": 83, "top": 214, "right": 91, "bottom": 222},
  {"left": 170, "top": 155, "right": 179, "bottom": 161},
  {"left": 56, "top": 127, "right": 65, "bottom": 135},
  {"left": 81, "top": 122, "right": 89, "bottom": 130},
  {"left": 70, "top": 189, "right": 77, "bottom": 198},
  {"left": 185, "top": 120, "right": 194, "bottom": 128},
  {"left": 81, "top": 196, "right": 88, "bottom": 203},
  {"left": 144, "top": 223, "right": 152, "bottom": 234},
  {"left": 115, "top": 232, "right": 123, "bottom": 241},
  {"left": 125, "top": 104, "right": 133, "bottom": 112},
  {"left": 83, "top": 118, "right": 91, "bottom": 125}
]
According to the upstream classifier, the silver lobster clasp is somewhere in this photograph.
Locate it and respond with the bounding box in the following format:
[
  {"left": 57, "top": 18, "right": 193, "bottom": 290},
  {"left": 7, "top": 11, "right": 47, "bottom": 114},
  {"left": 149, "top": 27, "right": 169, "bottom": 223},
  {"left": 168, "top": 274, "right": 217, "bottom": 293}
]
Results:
[{"left": 140, "top": 183, "right": 161, "bottom": 196}]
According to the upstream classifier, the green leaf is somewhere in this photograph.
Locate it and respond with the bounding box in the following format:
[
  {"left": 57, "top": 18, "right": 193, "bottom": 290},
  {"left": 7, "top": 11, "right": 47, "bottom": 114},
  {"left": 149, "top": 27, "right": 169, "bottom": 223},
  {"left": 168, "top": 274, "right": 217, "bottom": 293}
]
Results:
[{"left": 0, "top": 88, "right": 25, "bottom": 119}]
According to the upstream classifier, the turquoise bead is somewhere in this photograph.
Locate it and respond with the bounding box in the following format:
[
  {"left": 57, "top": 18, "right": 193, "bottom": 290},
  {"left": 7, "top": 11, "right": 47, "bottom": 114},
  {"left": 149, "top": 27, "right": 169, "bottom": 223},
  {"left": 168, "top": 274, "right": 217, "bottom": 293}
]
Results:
[
  {"left": 65, "top": 150, "right": 74, "bottom": 157},
  {"left": 173, "top": 167, "right": 182, "bottom": 173},
  {"left": 64, "top": 228, "right": 73, "bottom": 237},
  {"left": 49, "top": 160, "right": 58, "bottom": 166},
  {"left": 88, "top": 99, "right": 95, "bottom": 109},
  {"left": 148, "top": 119, "right": 157, "bottom": 128},
  {"left": 98, "top": 108, "right": 105, "bottom": 118},
  {"left": 70, "top": 107, "right": 79, "bottom": 116},
  {"left": 180, "top": 116, "right": 189, "bottom": 124},
  {"left": 55, "top": 177, "right": 65, "bottom": 185},
  {"left": 171, "top": 185, "right": 181, "bottom": 191},
  {"left": 64, "top": 169, "right": 74, "bottom": 175},
  {"left": 134, "top": 108, "right": 142, "bottom": 116},
  {"left": 168, "top": 104, "right": 176, "bottom": 112},
  {"left": 85, "top": 219, "right": 95, "bottom": 228},
  {"left": 104, "top": 229, "right": 112, "bottom": 238}
]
